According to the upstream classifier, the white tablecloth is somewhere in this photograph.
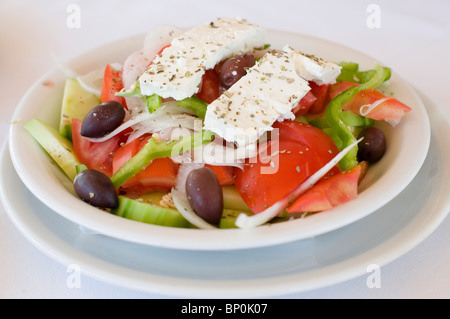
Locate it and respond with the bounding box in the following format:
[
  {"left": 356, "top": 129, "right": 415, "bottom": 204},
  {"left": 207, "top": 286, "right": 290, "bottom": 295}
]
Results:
[{"left": 1, "top": 0, "right": 449, "bottom": 299}]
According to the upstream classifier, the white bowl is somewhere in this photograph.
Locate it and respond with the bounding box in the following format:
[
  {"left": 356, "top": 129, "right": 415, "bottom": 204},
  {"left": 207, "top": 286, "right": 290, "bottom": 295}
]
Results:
[{"left": 8, "top": 29, "right": 430, "bottom": 251}]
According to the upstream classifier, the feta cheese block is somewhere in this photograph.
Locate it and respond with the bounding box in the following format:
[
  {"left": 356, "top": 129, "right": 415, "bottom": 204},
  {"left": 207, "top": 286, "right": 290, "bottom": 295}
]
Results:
[
  {"left": 139, "top": 17, "right": 266, "bottom": 101},
  {"left": 283, "top": 45, "right": 341, "bottom": 85},
  {"left": 203, "top": 50, "right": 310, "bottom": 148}
]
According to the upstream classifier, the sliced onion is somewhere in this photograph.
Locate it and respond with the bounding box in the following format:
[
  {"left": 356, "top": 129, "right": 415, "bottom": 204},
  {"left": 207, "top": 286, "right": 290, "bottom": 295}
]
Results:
[
  {"left": 122, "top": 25, "right": 183, "bottom": 89},
  {"left": 195, "top": 140, "right": 245, "bottom": 169},
  {"left": 359, "top": 97, "right": 392, "bottom": 116},
  {"left": 235, "top": 138, "right": 363, "bottom": 229},
  {"left": 76, "top": 68, "right": 104, "bottom": 96},
  {"left": 86, "top": 101, "right": 198, "bottom": 143}
]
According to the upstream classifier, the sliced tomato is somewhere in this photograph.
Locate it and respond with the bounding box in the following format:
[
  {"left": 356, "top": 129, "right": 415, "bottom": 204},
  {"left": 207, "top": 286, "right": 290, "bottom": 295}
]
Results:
[
  {"left": 112, "top": 134, "right": 179, "bottom": 194},
  {"left": 235, "top": 135, "right": 337, "bottom": 214},
  {"left": 101, "top": 64, "right": 126, "bottom": 108},
  {"left": 147, "top": 44, "right": 171, "bottom": 67},
  {"left": 328, "top": 81, "right": 359, "bottom": 100},
  {"left": 292, "top": 91, "right": 317, "bottom": 116},
  {"left": 272, "top": 120, "right": 341, "bottom": 177},
  {"left": 195, "top": 69, "right": 221, "bottom": 104},
  {"left": 308, "top": 82, "right": 330, "bottom": 114},
  {"left": 72, "top": 118, "right": 120, "bottom": 176},
  {"left": 111, "top": 138, "right": 141, "bottom": 188},
  {"left": 287, "top": 164, "right": 362, "bottom": 213},
  {"left": 342, "top": 89, "right": 412, "bottom": 122},
  {"left": 328, "top": 81, "right": 411, "bottom": 122},
  {"left": 134, "top": 157, "right": 179, "bottom": 192},
  {"left": 206, "top": 164, "right": 235, "bottom": 186}
]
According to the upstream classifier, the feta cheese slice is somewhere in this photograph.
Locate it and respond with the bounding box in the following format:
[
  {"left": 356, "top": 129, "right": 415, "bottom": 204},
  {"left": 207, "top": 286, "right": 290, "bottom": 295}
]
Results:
[
  {"left": 283, "top": 45, "right": 341, "bottom": 85},
  {"left": 139, "top": 18, "right": 266, "bottom": 101},
  {"left": 203, "top": 50, "right": 310, "bottom": 148}
]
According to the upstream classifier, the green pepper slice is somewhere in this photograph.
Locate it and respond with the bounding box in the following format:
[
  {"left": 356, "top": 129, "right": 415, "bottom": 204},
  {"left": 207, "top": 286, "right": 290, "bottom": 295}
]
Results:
[
  {"left": 110, "top": 130, "right": 215, "bottom": 188},
  {"left": 325, "top": 63, "right": 390, "bottom": 171}
]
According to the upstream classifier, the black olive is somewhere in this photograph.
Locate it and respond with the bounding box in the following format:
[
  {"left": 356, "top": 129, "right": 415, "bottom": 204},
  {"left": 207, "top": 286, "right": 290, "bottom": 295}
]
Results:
[
  {"left": 357, "top": 127, "right": 387, "bottom": 163},
  {"left": 80, "top": 101, "right": 125, "bottom": 138},
  {"left": 185, "top": 167, "right": 223, "bottom": 225},
  {"left": 73, "top": 169, "right": 119, "bottom": 209},
  {"left": 219, "top": 54, "right": 255, "bottom": 89}
]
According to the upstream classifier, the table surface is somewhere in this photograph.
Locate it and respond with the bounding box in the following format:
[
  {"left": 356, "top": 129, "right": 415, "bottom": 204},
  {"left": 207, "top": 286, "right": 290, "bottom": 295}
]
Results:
[{"left": 1, "top": 0, "right": 450, "bottom": 299}]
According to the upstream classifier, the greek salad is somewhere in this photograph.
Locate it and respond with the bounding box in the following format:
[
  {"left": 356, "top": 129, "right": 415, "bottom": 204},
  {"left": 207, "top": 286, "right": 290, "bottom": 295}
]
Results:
[{"left": 25, "top": 18, "right": 412, "bottom": 230}]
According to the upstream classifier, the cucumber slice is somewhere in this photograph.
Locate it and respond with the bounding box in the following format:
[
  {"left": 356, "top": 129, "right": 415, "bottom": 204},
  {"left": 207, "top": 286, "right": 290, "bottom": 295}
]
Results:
[
  {"left": 25, "top": 118, "right": 81, "bottom": 181},
  {"left": 222, "top": 185, "right": 251, "bottom": 212},
  {"left": 111, "top": 196, "right": 193, "bottom": 228},
  {"left": 59, "top": 78, "right": 101, "bottom": 140}
]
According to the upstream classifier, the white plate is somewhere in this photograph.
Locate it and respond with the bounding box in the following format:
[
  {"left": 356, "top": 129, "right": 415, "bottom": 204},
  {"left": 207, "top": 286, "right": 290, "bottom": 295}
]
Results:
[
  {"left": 8, "top": 29, "right": 430, "bottom": 250},
  {"left": 1, "top": 89, "right": 448, "bottom": 298}
]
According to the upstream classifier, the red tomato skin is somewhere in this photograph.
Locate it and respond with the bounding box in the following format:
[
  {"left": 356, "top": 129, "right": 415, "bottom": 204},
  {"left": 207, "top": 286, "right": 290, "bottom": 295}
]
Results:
[
  {"left": 287, "top": 164, "right": 362, "bottom": 213},
  {"left": 328, "top": 81, "right": 411, "bottom": 121},
  {"left": 195, "top": 69, "right": 221, "bottom": 104},
  {"left": 71, "top": 118, "right": 120, "bottom": 176},
  {"left": 308, "top": 82, "right": 330, "bottom": 114},
  {"left": 342, "top": 89, "right": 412, "bottom": 121},
  {"left": 234, "top": 138, "right": 327, "bottom": 214},
  {"left": 101, "top": 64, "right": 126, "bottom": 108},
  {"left": 272, "top": 121, "right": 341, "bottom": 176},
  {"left": 206, "top": 164, "right": 235, "bottom": 186},
  {"left": 135, "top": 157, "right": 179, "bottom": 192},
  {"left": 328, "top": 81, "right": 359, "bottom": 100},
  {"left": 235, "top": 120, "right": 342, "bottom": 213},
  {"left": 112, "top": 139, "right": 141, "bottom": 188},
  {"left": 112, "top": 134, "right": 179, "bottom": 194},
  {"left": 292, "top": 91, "right": 317, "bottom": 116}
]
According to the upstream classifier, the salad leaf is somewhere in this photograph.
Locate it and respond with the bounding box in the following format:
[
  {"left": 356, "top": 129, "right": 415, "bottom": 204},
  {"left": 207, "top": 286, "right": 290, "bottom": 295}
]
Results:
[{"left": 110, "top": 130, "right": 215, "bottom": 188}]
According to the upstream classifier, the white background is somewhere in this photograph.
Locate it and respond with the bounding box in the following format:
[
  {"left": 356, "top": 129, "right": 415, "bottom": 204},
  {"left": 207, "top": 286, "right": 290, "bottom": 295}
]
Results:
[{"left": 1, "top": 0, "right": 449, "bottom": 298}]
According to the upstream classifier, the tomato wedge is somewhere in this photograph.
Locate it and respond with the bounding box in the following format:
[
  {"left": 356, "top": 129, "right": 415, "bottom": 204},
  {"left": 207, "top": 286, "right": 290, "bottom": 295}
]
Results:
[
  {"left": 287, "top": 164, "right": 362, "bottom": 213},
  {"left": 195, "top": 69, "right": 221, "bottom": 104},
  {"left": 72, "top": 118, "right": 120, "bottom": 176},
  {"left": 292, "top": 91, "right": 317, "bottom": 116},
  {"left": 112, "top": 134, "right": 179, "bottom": 194},
  {"left": 328, "top": 81, "right": 411, "bottom": 122},
  {"left": 328, "top": 81, "right": 359, "bottom": 100},
  {"left": 308, "top": 82, "right": 330, "bottom": 114},
  {"left": 272, "top": 120, "right": 341, "bottom": 177},
  {"left": 235, "top": 138, "right": 325, "bottom": 213},
  {"left": 206, "top": 164, "right": 235, "bottom": 186},
  {"left": 101, "top": 64, "right": 126, "bottom": 108},
  {"left": 342, "top": 89, "right": 412, "bottom": 122}
]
